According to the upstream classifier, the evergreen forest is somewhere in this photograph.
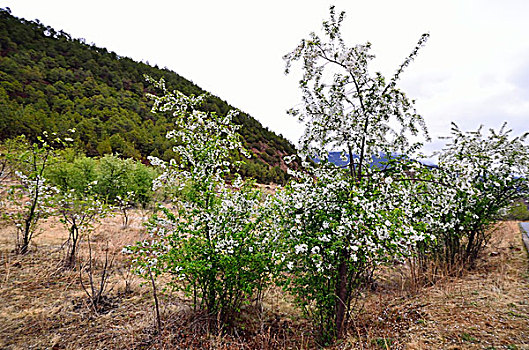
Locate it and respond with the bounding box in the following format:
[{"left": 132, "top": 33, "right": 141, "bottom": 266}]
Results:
[{"left": 0, "top": 7, "right": 294, "bottom": 184}]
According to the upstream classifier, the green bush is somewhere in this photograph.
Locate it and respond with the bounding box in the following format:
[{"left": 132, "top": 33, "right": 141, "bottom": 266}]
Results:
[{"left": 503, "top": 200, "right": 529, "bottom": 221}]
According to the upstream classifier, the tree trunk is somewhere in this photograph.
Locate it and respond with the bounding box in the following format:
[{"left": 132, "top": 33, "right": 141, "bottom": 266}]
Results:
[
  {"left": 335, "top": 249, "right": 349, "bottom": 339},
  {"left": 20, "top": 232, "right": 29, "bottom": 254},
  {"left": 66, "top": 224, "right": 78, "bottom": 268}
]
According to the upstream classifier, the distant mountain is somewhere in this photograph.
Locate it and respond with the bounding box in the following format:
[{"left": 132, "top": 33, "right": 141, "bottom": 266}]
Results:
[
  {"left": 323, "top": 152, "right": 435, "bottom": 168},
  {"left": 0, "top": 8, "right": 295, "bottom": 184},
  {"left": 317, "top": 152, "right": 397, "bottom": 168}
]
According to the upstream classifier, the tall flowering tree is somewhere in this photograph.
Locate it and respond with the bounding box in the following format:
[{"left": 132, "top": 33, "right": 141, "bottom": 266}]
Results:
[
  {"left": 126, "top": 78, "right": 277, "bottom": 329},
  {"left": 284, "top": 7, "right": 429, "bottom": 177},
  {"left": 279, "top": 6, "right": 430, "bottom": 341}
]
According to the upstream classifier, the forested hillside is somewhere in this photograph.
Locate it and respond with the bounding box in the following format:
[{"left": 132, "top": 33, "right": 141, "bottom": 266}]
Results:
[{"left": 0, "top": 7, "right": 295, "bottom": 184}]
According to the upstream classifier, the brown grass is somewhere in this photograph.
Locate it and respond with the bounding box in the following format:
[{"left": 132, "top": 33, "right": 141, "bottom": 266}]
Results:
[
  {"left": 340, "top": 221, "right": 529, "bottom": 350},
  {"left": 0, "top": 216, "right": 528, "bottom": 349}
]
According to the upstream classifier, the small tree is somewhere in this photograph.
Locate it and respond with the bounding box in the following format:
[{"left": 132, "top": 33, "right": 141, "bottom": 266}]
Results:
[
  {"left": 56, "top": 190, "right": 108, "bottom": 268},
  {"left": 280, "top": 6, "right": 430, "bottom": 341},
  {"left": 46, "top": 155, "right": 108, "bottom": 267},
  {"left": 3, "top": 134, "right": 63, "bottom": 254},
  {"left": 126, "top": 78, "right": 277, "bottom": 330}
]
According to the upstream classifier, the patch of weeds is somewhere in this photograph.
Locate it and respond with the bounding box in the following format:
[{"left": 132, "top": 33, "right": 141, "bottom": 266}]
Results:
[
  {"left": 371, "top": 337, "right": 393, "bottom": 348},
  {"left": 506, "top": 345, "right": 518, "bottom": 350},
  {"left": 461, "top": 332, "right": 478, "bottom": 343},
  {"left": 507, "top": 310, "right": 525, "bottom": 318},
  {"left": 415, "top": 319, "right": 426, "bottom": 325}
]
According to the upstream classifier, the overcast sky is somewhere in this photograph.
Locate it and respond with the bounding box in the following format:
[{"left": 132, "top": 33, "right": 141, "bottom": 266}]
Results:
[{"left": 4, "top": 0, "right": 529, "bottom": 154}]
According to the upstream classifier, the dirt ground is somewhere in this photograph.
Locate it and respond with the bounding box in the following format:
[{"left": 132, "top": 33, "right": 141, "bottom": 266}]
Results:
[{"left": 0, "top": 215, "right": 527, "bottom": 349}]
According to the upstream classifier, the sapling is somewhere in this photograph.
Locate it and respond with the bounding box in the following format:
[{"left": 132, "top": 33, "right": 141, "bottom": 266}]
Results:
[
  {"left": 46, "top": 155, "right": 109, "bottom": 267},
  {"left": 3, "top": 133, "right": 66, "bottom": 254},
  {"left": 55, "top": 189, "right": 108, "bottom": 268}
]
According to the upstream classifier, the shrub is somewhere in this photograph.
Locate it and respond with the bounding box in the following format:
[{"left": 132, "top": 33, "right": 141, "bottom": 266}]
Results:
[
  {"left": 126, "top": 78, "right": 278, "bottom": 330},
  {"left": 415, "top": 124, "right": 529, "bottom": 271}
]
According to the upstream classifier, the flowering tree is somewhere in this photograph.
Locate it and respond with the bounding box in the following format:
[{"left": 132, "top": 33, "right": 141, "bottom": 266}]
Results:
[
  {"left": 274, "top": 159, "right": 428, "bottom": 341},
  {"left": 279, "top": 6, "right": 430, "bottom": 341},
  {"left": 415, "top": 123, "right": 529, "bottom": 270},
  {"left": 3, "top": 134, "right": 64, "bottom": 254},
  {"left": 126, "top": 78, "right": 277, "bottom": 329},
  {"left": 284, "top": 7, "right": 429, "bottom": 176}
]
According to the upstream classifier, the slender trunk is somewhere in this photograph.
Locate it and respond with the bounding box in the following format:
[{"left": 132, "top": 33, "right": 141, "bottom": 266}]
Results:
[
  {"left": 67, "top": 223, "right": 78, "bottom": 268},
  {"left": 96, "top": 243, "right": 110, "bottom": 306},
  {"left": 465, "top": 229, "right": 475, "bottom": 263},
  {"left": 335, "top": 248, "right": 349, "bottom": 339},
  {"left": 20, "top": 228, "right": 30, "bottom": 254},
  {"left": 20, "top": 191, "right": 39, "bottom": 254},
  {"left": 122, "top": 208, "right": 128, "bottom": 228},
  {"left": 149, "top": 268, "right": 162, "bottom": 334},
  {"left": 20, "top": 153, "right": 47, "bottom": 255},
  {"left": 347, "top": 144, "right": 356, "bottom": 180}
]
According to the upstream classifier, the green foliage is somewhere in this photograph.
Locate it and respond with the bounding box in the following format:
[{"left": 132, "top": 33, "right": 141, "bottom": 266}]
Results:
[
  {"left": 46, "top": 151, "right": 156, "bottom": 232},
  {"left": 372, "top": 337, "right": 394, "bottom": 348},
  {"left": 46, "top": 153, "right": 98, "bottom": 193},
  {"left": 503, "top": 200, "right": 529, "bottom": 221},
  {"left": 46, "top": 152, "right": 156, "bottom": 209},
  {"left": 94, "top": 154, "right": 156, "bottom": 209},
  {"left": 27, "top": 146, "right": 156, "bottom": 266},
  {"left": 130, "top": 180, "right": 276, "bottom": 327},
  {"left": 0, "top": 8, "right": 294, "bottom": 184}
]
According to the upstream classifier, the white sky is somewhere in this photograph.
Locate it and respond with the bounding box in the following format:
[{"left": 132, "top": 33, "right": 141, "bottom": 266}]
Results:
[{"left": 3, "top": 0, "right": 529, "bottom": 154}]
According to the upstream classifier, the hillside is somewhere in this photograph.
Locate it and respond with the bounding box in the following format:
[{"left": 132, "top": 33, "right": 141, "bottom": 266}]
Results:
[{"left": 0, "top": 8, "right": 295, "bottom": 184}]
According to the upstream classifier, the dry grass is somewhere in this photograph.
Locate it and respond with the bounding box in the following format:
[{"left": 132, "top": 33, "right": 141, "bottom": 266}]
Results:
[
  {"left": 340, "top": 221, "right": 529, "bottom": 350},
  {"left": 0, "top": 212, "right": 154, "bottom": 350},
  {"left": 0, "top": 216, "right": 528, "bottom": 349}
]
